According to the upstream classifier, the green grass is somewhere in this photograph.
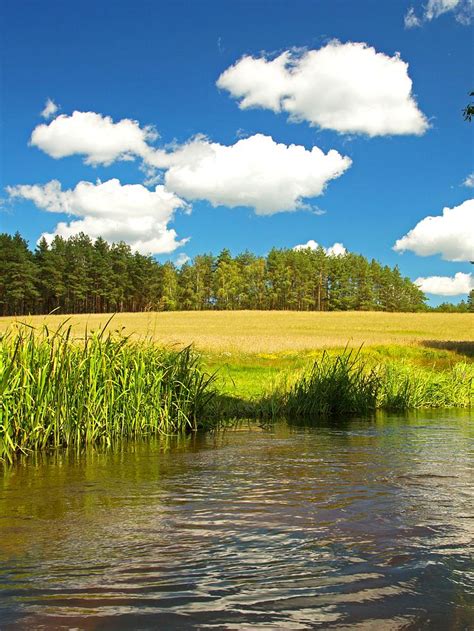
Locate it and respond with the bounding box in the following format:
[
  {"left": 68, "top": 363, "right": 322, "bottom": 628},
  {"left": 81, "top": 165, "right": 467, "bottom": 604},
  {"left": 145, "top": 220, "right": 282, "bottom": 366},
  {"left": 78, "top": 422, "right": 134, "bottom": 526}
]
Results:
[{"left": 0, "top": 321, "right": 217, "bottom": 463}]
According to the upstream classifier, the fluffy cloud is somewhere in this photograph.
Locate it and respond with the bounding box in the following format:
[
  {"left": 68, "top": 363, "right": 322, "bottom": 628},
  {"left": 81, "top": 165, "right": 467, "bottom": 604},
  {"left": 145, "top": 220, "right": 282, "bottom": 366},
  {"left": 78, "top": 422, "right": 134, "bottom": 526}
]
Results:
[
  {"left": 393, "top": 199, "right": 474, "bottom": 261},
  {"left": 29, "top": 109, "right": 351, "bottom": 214},
  {"left": 394, "top": 199, "right": 474, "bottom": 262},
  {"left": 415, "top": 272, "right": 473, "bottom": 295},
  {"left": 293, "top": 239, "right": 347, "bottom": 256},
  {"left": 217, "top": 41, "right": 428, "bottom": 136},
  {"left": 175, "top": 253, "right": 191, "bottom": 267},
  {"left": 40, "top": 98, "right": 59, "bottom": 119},
  {"left": 155, "top": 134, "right": 351, "bottom": 215},
  {"left": 463, "top": 173, "right": 474, "bottom": 188},
  {"left": 405, "top": 0, "right": 473, "bottom": 27},
  {"left": 6, "top": 178, "right": 188, "bottom": 254},
  {"left": 30, "top": 111, "right": 158, "bottom": 165},
  {"left": 326, "top": 242, "right": 347, "bottom": 257}
]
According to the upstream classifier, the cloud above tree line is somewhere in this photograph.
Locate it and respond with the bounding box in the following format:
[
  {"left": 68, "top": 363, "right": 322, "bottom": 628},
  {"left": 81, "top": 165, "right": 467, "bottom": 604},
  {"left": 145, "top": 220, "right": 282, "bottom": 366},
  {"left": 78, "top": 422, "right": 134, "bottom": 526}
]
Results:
[
  {"left": 7, "top": 179, "right": 189, "bottom": 255},
  {"left": 10, "top": 100, "right": 354, "bottom": 253},
  {"left": 395, "top": 198, "right": 474, "bottom": 296},
  {"left": 394, "top": 199, "right": 474, "bottom": 262},
  {"left": 7, "top": 39, "right": 435, "bottom": 261},
  {"left": 25, "top": 35, "right": 431, "bottom": 237},
  {"left": 12, "top": 118, "right": 352, "bottom": 251},
  {"left": 415, "top": 272, "right": 473, "bottom": 296},
  {"left": 293, "top": 240, "right": 347, "bottom": 256}
]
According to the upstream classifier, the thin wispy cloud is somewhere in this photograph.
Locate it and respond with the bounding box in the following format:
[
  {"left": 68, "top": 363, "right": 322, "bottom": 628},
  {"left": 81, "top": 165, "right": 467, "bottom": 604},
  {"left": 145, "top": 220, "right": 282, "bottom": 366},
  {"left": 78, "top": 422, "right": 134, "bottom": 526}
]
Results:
[
  {"left": 463, "top": 173, "right": 474, "bottom": 188},
  {"left": 404, "top": 8, "right": 422, "bottom": 28},
  {"left": 404, "top": 0, "right": 473, "bottom": 28},
  {"left": 40, "top": 98, "right": 59, "bottom": 119}
]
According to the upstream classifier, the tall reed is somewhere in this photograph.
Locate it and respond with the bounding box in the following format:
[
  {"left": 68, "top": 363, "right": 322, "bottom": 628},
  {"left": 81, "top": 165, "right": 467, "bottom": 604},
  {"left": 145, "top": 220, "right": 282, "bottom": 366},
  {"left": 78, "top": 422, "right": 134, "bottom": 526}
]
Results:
[
  {"left": 283, "top": 349, "right": 381, "bottom": 417},
  {"left": 380, "top": 362, "right": 474, "bottom": 409},
  {"left": 0, "top": 322, "right": 217, "bottom": 462}
]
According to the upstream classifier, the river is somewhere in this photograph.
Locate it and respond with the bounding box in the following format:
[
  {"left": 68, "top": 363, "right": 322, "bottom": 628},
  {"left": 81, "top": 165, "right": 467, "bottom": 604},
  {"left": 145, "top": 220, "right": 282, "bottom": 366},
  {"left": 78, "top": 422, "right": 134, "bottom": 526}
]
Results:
[{"left": 0, "top": 412, "right": 473, "bottom": 629}]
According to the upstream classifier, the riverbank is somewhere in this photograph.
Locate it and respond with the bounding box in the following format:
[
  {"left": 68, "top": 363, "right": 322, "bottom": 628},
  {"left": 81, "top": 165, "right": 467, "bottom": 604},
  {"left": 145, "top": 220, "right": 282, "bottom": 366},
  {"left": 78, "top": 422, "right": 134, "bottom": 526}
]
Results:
[
  {"left": 1, "top": 312, "right": 472, "bottom": 461},
  {"left": 206, "top": 346, "right": 474, "bottom": 420}
]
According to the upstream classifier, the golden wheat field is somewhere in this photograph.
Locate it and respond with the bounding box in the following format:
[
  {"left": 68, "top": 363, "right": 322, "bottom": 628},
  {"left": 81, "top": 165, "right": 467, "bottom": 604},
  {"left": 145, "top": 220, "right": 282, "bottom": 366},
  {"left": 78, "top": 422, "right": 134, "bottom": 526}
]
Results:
[{"left": 1, "top": 311, "right": 472, "bottom": 354}]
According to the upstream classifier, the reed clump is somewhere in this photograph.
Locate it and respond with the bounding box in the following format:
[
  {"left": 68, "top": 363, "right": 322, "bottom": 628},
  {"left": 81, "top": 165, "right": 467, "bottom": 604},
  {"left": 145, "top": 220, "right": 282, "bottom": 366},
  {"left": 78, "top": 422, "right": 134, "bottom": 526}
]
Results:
[
  {"left": 279, "top": 350, "right": 473, "bottom": 419},
  {"left": 0, "top": 322, "right": 217, "bottom": 462}
]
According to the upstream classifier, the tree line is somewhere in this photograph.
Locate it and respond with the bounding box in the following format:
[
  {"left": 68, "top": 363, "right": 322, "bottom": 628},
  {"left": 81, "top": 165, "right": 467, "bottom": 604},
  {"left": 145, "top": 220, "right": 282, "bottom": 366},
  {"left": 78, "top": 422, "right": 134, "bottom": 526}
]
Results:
[{"left": 0, "top": 231, "right": 463, "bottom": 317}]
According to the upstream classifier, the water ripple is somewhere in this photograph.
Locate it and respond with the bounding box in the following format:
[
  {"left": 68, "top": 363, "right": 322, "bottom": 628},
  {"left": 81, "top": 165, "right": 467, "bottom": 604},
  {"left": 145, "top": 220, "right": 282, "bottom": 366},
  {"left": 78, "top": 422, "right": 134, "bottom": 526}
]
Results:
[{"left": 0, "top": 412, "right": 473, "bottom": 629}]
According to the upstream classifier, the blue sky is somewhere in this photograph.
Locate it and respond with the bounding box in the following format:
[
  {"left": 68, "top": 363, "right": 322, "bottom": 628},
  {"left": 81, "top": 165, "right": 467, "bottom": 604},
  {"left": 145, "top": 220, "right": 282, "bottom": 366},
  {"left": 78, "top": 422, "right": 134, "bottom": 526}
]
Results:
[{"left": 1, "top": 0, "right": 473, "bottom": 303}]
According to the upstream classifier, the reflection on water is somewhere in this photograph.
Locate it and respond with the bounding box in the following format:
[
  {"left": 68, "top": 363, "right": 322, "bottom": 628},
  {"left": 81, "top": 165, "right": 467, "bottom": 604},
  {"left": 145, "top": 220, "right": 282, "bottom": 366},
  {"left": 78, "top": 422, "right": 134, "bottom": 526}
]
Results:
[{"left": 0, "top": 411, "right": 473, "bottom": 629}]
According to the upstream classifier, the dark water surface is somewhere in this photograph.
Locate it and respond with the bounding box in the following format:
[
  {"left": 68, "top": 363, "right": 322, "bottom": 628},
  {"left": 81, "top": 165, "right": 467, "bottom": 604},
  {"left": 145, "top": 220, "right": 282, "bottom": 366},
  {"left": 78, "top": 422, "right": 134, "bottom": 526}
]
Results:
[{"left": 0, "top": 412, "right": 473, "bottom": 630}]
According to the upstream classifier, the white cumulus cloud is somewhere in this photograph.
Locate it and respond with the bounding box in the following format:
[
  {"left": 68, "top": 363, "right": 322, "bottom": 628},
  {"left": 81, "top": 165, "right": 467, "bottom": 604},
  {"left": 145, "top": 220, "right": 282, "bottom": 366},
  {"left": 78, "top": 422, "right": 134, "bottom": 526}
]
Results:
[
  {"left": 293, "top": 239, "right": 347, "bottom": 256},
  {"left": 217, "top": 41, "right": 429, "bottom": 137},
  {"left": 28, "top": 109, "right": 351, "bottom": 215},
  {"left": 155, "top": 134, "right": 351, "bottom": 215},
  {"left": 326, "top": 242, "right": 347, "bottom": 257},
  {"left": 30, "top": 111, "right": 158, "bottom": 166},
  {"left": 40, "top": 98, "right": 59, "bottom": 119},
  {"left": 6, "top": 178, "right": 188, "bottom": 254},
  {"left": 415, "top": 272, "right": 473, "bottom": 295},
  {"left": 394, "top": 199, "right": 474, "bottom": 262}
]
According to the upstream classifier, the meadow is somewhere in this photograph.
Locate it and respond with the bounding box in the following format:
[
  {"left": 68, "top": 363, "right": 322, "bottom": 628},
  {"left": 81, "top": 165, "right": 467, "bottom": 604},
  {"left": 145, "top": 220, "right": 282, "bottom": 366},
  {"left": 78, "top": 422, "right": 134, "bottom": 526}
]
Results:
[
  {"left": 1, "top": 310, "right": 472, "bottom": 353},
  {"left": 1, "top": 311, "right": 472, "bottom": 398}
]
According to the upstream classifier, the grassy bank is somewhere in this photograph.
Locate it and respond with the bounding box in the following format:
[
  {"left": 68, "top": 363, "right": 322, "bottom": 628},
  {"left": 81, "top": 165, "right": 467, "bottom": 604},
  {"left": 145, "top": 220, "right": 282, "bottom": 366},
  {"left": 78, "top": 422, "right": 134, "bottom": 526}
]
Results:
[
  {"left": 278, "top": 350, "right": 473, "bottom": 417},
  {"left": 0, "top": 322, "right": 217, "bottom": 463}
]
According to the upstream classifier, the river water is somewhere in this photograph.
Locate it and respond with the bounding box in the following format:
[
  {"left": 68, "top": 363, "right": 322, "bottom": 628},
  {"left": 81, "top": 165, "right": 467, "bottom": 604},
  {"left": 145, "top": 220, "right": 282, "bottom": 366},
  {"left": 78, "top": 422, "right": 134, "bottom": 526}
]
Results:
[{"left": 0, "top": 412, "right": 473, "bottom": 629}]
